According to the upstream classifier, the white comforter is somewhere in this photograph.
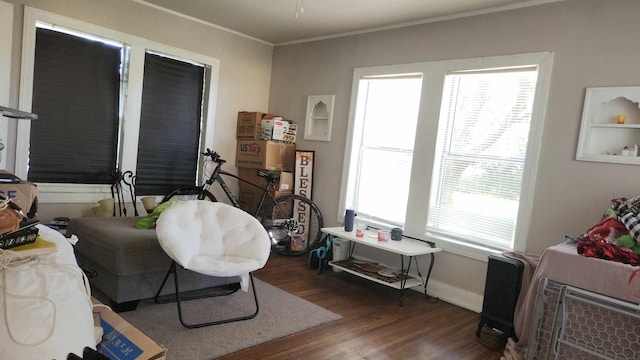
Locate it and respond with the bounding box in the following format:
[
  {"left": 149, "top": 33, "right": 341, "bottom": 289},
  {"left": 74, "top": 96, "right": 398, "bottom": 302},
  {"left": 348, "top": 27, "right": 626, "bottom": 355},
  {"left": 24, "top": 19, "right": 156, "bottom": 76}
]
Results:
[{"left": 0, "top": 224, "right": 95, "bottom": 359}]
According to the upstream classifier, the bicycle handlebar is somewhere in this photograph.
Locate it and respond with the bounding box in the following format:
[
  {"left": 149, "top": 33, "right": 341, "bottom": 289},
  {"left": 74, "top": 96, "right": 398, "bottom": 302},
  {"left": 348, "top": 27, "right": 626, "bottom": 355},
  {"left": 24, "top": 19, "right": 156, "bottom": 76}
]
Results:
[{"left": 202, "top": 148, "right": 225, "bottom": 164}]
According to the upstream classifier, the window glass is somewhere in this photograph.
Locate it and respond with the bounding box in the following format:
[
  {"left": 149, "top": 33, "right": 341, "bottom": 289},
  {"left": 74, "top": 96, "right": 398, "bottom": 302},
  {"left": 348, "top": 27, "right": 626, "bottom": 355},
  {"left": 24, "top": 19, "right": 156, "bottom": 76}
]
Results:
[
  {"left": 428, "top": 68, "right": 538, "bottom": 249},
  {"left": 349, "top": 76, "right": 422, "bottom": 225}
]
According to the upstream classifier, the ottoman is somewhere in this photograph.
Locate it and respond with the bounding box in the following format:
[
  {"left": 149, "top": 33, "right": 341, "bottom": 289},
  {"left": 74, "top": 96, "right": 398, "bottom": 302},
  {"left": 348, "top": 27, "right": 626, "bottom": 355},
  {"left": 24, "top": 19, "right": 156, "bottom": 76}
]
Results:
[{"left": 67, "top": 216, "right": 239, "bottom": 312}]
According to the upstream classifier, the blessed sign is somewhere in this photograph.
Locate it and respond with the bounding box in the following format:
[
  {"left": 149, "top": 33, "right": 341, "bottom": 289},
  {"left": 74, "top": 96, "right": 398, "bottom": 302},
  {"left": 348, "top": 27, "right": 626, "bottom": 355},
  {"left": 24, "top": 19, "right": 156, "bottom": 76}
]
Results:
[
  {"left": 292, "top": 151, "right": 314, "bottom": 251},
  {"left": 295, "top": 151, "right": 313, "bottom": 200}
]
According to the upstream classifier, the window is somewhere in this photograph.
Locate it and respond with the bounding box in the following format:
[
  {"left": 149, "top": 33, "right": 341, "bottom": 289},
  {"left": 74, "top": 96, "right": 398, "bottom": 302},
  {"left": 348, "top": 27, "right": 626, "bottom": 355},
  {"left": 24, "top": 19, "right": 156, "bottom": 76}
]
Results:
[
  {"left": 349, "top": 75, "right": 422, "bottom": 225},
  {"left": 30, "top": 27, "right": 121, "bottom": 184},
  {"left": 428, "top": 68, "right": 538, "bottom": 250},
  {"left": 17, "top": 7, "right": 218, "bottom": 203},
  {"left": 135, "top": 53, "right": 205, "bottom": 196},
  {"left": 341, "top": 53, "right": 552, "bottom": 254}
]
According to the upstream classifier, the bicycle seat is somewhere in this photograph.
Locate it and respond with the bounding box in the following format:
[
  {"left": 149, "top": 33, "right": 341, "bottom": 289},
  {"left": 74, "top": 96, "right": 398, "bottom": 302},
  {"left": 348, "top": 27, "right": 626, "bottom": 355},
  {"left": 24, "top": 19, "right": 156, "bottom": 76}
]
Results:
[{"left": 257, "top": 171, "right": 281, "bottom": 183}]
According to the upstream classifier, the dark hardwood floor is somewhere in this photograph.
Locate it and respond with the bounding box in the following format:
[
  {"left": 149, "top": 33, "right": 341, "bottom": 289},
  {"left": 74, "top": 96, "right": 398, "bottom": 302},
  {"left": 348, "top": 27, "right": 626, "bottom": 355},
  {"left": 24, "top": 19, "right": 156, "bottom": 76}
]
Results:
[{"left": 218, "top": 254, "right": 505, "bottom": 360}]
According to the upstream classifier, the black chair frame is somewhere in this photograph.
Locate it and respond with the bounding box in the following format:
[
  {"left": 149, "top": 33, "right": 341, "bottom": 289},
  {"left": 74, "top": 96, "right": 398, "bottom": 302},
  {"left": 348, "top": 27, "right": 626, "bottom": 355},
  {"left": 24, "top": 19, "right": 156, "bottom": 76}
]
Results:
[{"left": 153, "top": 261, "right": 260, "bottom": 329}]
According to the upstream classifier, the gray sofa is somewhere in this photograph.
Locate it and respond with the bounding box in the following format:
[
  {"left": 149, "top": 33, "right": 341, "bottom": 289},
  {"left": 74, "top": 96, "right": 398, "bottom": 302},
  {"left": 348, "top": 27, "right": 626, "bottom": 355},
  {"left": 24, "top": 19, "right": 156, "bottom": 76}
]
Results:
[{"left": 68, "top": 216, "right": 239, "bottom": 312}]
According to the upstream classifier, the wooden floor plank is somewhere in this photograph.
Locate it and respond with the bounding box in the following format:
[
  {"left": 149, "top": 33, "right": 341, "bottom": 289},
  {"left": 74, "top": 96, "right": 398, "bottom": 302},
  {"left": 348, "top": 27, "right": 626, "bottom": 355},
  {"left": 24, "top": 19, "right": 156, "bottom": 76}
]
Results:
[{"left": 217, "top": 253, "right": 505, "bottom": 359}]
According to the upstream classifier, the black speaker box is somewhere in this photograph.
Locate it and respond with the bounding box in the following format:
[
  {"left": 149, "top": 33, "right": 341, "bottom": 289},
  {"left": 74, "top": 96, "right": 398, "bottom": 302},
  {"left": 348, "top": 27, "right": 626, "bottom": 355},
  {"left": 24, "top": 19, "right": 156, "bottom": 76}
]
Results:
[{"left": 476, "top": 254, "right": 524, "bottom": 341}]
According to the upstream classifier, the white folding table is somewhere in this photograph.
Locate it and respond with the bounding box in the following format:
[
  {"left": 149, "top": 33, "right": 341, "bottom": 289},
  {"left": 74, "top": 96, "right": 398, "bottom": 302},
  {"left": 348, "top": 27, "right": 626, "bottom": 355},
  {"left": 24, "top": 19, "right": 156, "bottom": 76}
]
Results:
[{"left": 321, "top": 227, "right": 441, "bottom": 305}]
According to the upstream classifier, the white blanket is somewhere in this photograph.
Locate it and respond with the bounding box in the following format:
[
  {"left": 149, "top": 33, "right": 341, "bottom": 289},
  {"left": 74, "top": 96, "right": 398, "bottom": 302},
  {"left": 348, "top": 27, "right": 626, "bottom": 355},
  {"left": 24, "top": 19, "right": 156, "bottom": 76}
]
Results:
[{"left": 0, "top": 225, "right": 95, "bottom": 360}]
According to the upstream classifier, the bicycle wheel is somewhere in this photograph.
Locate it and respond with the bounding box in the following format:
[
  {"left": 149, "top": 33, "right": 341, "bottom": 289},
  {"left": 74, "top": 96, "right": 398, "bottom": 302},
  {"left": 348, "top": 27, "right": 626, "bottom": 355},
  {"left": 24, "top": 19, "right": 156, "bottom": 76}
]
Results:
[
  {"left": 161, "top": 187, "right": 217, "bottom": 203},
  {"left": 261, "top": 194, "right": 323, "bottom": 256}
]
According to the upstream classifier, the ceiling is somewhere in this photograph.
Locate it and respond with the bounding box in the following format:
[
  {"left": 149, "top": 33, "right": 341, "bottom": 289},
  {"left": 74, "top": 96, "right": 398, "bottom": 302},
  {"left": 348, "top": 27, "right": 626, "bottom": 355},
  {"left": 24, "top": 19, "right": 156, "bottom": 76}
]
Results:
[{"left": 135, "top": 0, "right": 561, "bottom": 45}]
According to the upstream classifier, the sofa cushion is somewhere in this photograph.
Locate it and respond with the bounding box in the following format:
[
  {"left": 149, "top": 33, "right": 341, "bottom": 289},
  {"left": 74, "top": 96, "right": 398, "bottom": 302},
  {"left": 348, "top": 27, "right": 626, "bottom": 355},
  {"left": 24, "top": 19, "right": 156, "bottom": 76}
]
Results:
[{"left": 68, "top": 217, "right": 170, "bottom": 276}]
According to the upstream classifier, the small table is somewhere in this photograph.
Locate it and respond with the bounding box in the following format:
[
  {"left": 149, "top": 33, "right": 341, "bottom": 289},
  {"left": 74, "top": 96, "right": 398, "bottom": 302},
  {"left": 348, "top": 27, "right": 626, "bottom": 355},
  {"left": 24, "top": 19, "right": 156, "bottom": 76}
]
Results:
[{"left": 321, "top": 227, "right": 441, "bottom": 305}]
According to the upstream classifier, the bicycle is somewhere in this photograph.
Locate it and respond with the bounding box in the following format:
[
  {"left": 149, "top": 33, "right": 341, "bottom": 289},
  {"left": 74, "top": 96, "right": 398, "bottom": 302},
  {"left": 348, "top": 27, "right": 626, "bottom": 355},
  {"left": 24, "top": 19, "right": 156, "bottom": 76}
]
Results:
[{"left": 161, "top": 149, "right": 324, "bottom": 256}]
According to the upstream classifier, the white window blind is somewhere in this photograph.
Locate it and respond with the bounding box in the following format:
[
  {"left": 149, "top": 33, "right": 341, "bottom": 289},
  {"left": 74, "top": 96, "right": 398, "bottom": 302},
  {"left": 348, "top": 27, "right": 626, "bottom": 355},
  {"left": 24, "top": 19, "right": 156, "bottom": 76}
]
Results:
[{"left": 427, "top": 67, "right": 538, "bottom": 249}]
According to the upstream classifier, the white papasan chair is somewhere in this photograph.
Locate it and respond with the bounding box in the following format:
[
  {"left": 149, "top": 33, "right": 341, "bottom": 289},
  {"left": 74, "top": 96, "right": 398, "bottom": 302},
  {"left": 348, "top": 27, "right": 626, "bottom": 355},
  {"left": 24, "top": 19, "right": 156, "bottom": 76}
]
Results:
[{"left": 153, "top": 200, "right": 271, "bottom": 328}]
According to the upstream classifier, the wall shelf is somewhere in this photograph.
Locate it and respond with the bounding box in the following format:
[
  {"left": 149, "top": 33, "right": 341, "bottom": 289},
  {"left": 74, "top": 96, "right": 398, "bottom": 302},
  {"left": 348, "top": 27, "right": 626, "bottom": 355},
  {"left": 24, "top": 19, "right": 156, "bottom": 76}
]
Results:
[
  {"left": 305, "top": 95, "right": 334, "bottom": 141},
  {"left": 576, "top": 86, "right": 640, "bottom": 165}
]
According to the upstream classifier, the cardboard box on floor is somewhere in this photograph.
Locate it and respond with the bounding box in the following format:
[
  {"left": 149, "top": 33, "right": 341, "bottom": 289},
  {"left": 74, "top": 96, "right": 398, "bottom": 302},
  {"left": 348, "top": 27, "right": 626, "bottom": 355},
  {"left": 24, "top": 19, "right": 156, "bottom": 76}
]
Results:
[
  {"left": 237, "top": 168, "right": 293, "bottom": 215},
  {"left": 0, "top": 171, "right": 38, "bottom": 218},
  {"left": 237, "top": 111, "right": 280, "bottom": 140},
  {"left": 236, "top": 140, "right": 295, "bottom": 171},
  {"left": 238, "top": 167, "right": 293, "bottom": 193},
  {"left": 238, "top": 168, "right": 293, "bottom": 215},
  {"left": 92, "top": 298, "right": 167, "bottom": 360}
]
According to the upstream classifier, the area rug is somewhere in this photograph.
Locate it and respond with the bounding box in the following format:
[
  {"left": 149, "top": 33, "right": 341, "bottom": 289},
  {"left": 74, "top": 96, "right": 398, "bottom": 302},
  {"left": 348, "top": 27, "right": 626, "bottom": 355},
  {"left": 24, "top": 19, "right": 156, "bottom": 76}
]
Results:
[{"left": 119, "top": 279, "right": 342, "bottom": 359}]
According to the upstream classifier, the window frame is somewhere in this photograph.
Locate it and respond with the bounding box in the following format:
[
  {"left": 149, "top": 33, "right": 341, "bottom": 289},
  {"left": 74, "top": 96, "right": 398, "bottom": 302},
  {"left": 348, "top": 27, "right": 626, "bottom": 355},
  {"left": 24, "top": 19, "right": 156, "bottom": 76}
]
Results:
[
  {"left": 17, "top": 7, "right": 219, "bottom": 204},
  {"left": 339, "top": 52, "right": 553, "bottom": 259}
]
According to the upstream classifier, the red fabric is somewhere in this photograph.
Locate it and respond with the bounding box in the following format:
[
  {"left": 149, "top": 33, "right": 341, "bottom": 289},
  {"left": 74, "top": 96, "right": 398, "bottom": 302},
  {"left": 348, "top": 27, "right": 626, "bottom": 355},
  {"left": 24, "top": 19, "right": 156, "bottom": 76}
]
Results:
[
  {"left": 577, "top": 239, "right": 640, "bottom": 266},
  {"left": 586, "top": 217, "right": 629, "bottom": 241}
]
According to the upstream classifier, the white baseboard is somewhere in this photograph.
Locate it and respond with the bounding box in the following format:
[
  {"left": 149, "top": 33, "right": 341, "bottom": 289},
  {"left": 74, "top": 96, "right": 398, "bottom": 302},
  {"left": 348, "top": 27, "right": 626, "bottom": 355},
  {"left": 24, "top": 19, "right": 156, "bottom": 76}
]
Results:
[{"left": 410, "top": 279, "right": 483, "bottom": 313}]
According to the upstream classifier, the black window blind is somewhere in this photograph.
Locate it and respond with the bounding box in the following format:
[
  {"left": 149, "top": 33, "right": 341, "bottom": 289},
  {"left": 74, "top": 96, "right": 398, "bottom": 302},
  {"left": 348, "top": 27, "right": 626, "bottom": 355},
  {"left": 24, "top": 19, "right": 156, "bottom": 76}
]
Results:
[
  {"left": 135, "top": 53, "right": 204, "bottom": 196},
  {"left": 29, "top": 28, "right": 121, "bottom": 184}
]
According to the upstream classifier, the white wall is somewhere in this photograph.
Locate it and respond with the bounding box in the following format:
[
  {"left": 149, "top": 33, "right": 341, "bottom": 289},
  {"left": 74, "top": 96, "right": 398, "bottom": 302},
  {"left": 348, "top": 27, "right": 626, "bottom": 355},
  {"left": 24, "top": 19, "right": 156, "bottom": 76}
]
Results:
[
  {"left": 2, "top": 0, "right": 274, "bottom": 220},
  {"left": 0, "top": 1, "right": 13, "bottom": 168},
  {"left": 268, "top": 0, "right": 640, "bottom": 310}
]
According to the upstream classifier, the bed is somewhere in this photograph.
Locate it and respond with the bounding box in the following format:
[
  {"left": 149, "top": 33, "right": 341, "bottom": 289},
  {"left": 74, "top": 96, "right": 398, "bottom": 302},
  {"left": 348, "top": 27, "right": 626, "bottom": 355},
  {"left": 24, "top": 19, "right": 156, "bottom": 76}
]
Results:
[
  {"left": 0, "top": 224, "right": 95, "bottom": 359},
  {"left": 513, "top": 242, "right": 640, "bottom": 358}
]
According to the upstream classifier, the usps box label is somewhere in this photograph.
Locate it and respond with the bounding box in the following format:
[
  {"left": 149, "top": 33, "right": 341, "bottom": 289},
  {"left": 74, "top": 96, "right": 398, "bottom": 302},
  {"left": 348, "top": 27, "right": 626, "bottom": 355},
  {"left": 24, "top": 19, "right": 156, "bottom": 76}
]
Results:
[{"left": 97, "top": 318, "right": 144, "bottom": 360}]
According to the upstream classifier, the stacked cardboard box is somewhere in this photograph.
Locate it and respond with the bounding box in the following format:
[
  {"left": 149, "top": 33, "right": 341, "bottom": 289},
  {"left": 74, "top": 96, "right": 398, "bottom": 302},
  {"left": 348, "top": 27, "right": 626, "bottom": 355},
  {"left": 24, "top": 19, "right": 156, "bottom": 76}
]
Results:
[
  {"left": 237, "top": 111, "right": 280, "bottom": 140},
  {"left": 261, "top": 118, "right": 297, "bottom": 143},
  {"left": 236, "top": 140, "right": 295, "bottom": 171},
  {"left": 237, "top": 168, "right": 293, "bottom": 216},
  {"left": 237, "top": 111, "right": 297, "bottom": 144},
  {"left": 236, "top": 111, "right": 296, "bottom": 214},
  {"left": 0, "top": 171, "right": 38, "bottom": 218}
]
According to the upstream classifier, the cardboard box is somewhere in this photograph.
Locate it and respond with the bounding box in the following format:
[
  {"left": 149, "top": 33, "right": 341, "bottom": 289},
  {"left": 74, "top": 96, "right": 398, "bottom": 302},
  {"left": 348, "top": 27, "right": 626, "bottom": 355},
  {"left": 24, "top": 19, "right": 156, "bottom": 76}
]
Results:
[
  {"left": 93, "top": 298, "right": 167, "bottom": 360},
  {"left": 238, "top": 168, "right": 293, "bottom": 216},
  {"left": 261, "top": 119, "right": 297, "bottom": 143},
  {"left": 237, "top": 168, "right": 293, "bottom": 216},
  {"left": 236, "top": 140, "right": 295, "bottom": 171},
  {"left": 237, "top": 111, "right": 280, "bottom": 140},
  {"left": 0, "top": 173, "right": 38, "bottom": 218},
  {"left": 284, "top": 122, "right": 297, "bottom": 143},
  {"left": 238, "top": 168, "right": 293, "bottom": 192}
]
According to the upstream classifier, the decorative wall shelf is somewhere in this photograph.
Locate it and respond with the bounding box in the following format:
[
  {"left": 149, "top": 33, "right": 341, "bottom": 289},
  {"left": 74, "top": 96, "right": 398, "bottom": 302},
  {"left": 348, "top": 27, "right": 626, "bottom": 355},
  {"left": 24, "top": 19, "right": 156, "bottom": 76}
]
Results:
[
  {"left": 305, "top": 95, "right": 334, "bottom": 141},
  {"left": 576, "top": 86, "right": 640, "bottom": 165}
]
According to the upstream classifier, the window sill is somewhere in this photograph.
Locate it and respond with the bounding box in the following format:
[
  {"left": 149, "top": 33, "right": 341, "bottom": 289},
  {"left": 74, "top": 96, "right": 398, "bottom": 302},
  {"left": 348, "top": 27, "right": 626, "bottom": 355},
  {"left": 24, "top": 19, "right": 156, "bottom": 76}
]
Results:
[
  {"left": 358, "top": 218, "right": 504, "bottom": 262},
  {"left": 422, "top": 232, "right": 503, "bottom": 262},
  {"left": 35, "top": 183, "right": 115, "bottom": 204}
]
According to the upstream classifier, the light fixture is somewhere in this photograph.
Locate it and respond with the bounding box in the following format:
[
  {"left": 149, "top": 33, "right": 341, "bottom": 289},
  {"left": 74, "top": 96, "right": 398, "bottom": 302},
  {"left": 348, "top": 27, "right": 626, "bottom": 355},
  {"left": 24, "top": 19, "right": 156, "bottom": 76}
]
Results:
[{"left": 0, "top": 106, "right": 37, "bottom": 120}]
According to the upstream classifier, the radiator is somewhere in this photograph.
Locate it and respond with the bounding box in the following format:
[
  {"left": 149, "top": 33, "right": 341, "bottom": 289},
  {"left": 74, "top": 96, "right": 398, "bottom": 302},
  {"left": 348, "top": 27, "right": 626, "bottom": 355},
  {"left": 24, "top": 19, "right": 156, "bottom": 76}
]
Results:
[{"left": 476, "top": 254, "right": 524, "bottom": 340}]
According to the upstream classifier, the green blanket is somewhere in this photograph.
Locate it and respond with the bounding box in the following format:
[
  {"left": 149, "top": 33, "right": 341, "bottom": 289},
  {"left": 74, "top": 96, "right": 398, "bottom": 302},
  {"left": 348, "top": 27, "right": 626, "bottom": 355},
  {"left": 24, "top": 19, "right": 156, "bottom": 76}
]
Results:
[{"left": 136, "top": 199, "right": 180, "bottom": 229}]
